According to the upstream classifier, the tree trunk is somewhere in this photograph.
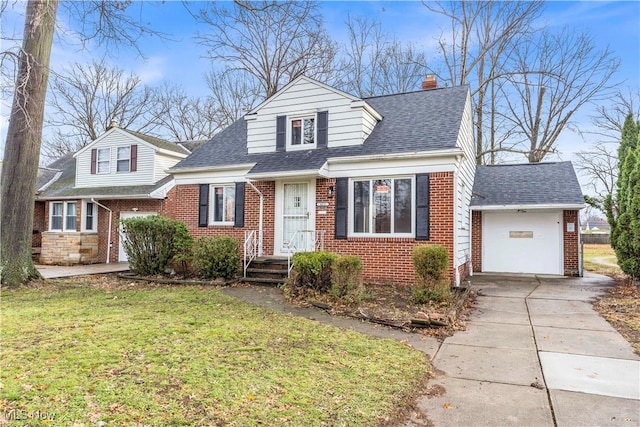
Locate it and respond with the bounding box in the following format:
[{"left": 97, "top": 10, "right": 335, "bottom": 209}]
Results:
[{"left": 1, "top": 0, "right": 58, "bottom": 286}]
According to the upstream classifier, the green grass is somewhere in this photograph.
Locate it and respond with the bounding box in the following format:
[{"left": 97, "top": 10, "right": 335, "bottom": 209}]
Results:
[
  {"left": 583, "top": 243, "right": 622, "bottom": 277},
  {"left": 0, "top": 280, "right": 427, "bottom": 426}
]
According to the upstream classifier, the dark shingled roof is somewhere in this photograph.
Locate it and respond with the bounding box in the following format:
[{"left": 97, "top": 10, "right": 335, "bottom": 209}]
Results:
[
  {"left": 123, "top": 129, "right": 190, "bottom": 155},
  {"left": 173, "top": 85, "right": 470, "bottom": 173},
  {"left": 470, "top": 162, "right": 584, "bottom": 207}
]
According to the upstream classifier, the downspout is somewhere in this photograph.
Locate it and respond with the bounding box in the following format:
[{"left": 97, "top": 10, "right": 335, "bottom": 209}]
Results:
[
  {"left": 246, "top": 180, "right": 264, "bottom": 256},
  {"left": 91, "top": 198, "right": 113, "bottom": 264}
]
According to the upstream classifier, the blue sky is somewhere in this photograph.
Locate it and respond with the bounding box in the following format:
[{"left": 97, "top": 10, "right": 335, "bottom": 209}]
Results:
[{"left": 1, "top": 1, "right": 639, "bottom": 168}]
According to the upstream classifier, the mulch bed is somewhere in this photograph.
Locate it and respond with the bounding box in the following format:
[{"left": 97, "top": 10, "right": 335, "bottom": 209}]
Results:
[{"left": 286, "top": 283, "right": 476, "bottom": 339}]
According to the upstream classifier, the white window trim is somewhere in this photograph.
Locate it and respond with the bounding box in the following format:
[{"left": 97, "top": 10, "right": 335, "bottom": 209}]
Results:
[
  {"left": 348, "top": 176, "right": 415, "bottom": 238},
  {"left": 49, "top": 201, "right": 78, "bottom": 232},
  {"left": 116, "top": 146, "right": 131, "bottom": 172},
  {"left": 287, "top": 114, "right": 317, "bottom": 151},
  {"left": 97, "top": 148, "right": 111, "bottom": 174},
  {"left": 82, "top": 200, "right": 98, "bottom": 232},
  {"left": 209, "top": 184, "right": 235, "bottom": 226}
]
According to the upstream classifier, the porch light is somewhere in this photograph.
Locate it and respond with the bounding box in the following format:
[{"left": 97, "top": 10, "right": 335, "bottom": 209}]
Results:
[{"left": 327, "top": 185, "right": 334, "bottom": 198}]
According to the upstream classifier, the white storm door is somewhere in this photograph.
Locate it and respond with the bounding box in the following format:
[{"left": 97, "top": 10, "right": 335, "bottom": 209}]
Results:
[
  {"left": 279, "top": 182, "right": 314, "bottom": 254},
  {"left": 119, "top": 211, "right": 156, "bottom": 261}
]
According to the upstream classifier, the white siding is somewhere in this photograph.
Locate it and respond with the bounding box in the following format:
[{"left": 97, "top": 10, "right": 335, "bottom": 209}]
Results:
[
  {"left": 75, "top": 132, "right": 156, "bottom": 188},
  {"left": 454, "top": 92, "right": 476, "bottom": 276},
  {"left": 247, "top": 78, "right": 379, "bottom": 153},
  {"left": 154, "top": 152, "right": 182, "bottom": 181}
]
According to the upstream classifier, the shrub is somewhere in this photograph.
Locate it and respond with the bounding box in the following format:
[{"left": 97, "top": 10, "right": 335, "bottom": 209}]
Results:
[
  {"left": 288, "top": 251, "right": 337, "bottom": 296},
  {"left": 121, "top": 215, "right": 181, "bottom": 275},
  {"left": 172, "top": 222, "right": 194, "bottom": 274},
  {"left": 330, "top": 255, "right": 364, "bottom": 301},
  {"left": 411, "top": 245, "right": 450, "bottom": 302},
  {"left": 192, "top": 236, "right": 240, "bottom": 279}
]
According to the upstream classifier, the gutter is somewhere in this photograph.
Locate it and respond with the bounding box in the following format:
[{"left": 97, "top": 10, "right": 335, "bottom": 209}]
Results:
[
  {"left": 326, "top": 148, "right": 466, "bottom": 164},
  {"left": 245, "top": 180, "right": 264, "bottom": 256},
  {"left": 91, "top": 198, "right": 113, "bottom": 264},
  {"left": 470, "top": 204, "right": 585, "bottom": 211}
]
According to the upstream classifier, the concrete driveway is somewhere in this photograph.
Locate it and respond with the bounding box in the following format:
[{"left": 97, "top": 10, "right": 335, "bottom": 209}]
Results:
[{"left": 408, "top": 273, "right": 640, "bottom": 427}]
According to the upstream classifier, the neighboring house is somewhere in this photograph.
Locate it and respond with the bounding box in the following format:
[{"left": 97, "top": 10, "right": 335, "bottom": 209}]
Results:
[
  {"left": 470, "top": 162, "right": 585, "bottom": 276},
  {"left": 583, "top": 218, "right": 610, "bottom": 232},
  {"left": 170, "top": 75, "right": 476, "bottom": 285},
  {"left": 34, "top": 125, "right": 190, "bottom": 265}
]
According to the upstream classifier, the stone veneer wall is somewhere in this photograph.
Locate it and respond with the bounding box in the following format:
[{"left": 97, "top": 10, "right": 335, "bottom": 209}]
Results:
[{"left": 40, "top": 232, "right": 99, "bottom": 265}]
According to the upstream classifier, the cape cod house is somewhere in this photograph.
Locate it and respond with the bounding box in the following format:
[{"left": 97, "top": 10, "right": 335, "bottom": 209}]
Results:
[
  {"left": 33, "top": 125, "right": 190, "bottom": 265},
  {"left": 169, "top": 76, "right": 476, "bottom": 285}
]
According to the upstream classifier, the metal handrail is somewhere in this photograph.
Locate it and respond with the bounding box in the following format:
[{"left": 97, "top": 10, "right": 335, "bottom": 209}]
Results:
[
  {"left": 243, "top": 230, "right": 258, "bottom": 278},
  {"left": 285, "top": 230, "right": 326, "bottom": 276}
]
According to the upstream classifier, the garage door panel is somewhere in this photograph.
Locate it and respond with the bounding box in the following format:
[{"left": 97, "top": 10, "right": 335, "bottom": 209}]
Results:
[{"left": 483, "top": 211, "right": 562, "bottom": 275}]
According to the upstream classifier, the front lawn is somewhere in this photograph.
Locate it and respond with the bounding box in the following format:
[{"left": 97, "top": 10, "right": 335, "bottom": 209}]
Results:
[
  {"left": 583, "top": 243, "right": 622, "bottom": 277},
  {"left": 0, "top": 278, "right": 428, "bottom": 426}
]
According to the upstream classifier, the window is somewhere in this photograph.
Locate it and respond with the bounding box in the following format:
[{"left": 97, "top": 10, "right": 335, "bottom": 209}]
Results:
[
  {"left": 352, "top": 177, "right": 413, "bottom": 235},
  {"left": 97, "top": 148, "right": 110, "bottom": 174},
  {"left": 290, "top": 116, "right": 315, "bottom": 147},
  {"left": 84, "top": 202, "right": 96, "bottom": 231},
  {"left": 211, "top": 185, "right": 235, "bottom": 224},
  {"left": 50, "top": 201, "right": 77, "bottom": 231},
  {"left": 116, "top": 146, "right": 130, "bottom": 172}
]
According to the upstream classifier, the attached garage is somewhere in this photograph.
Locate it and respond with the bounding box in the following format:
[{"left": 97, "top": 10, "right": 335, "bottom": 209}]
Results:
[{"left": 470, "top": 162, "right": 585, "bottom": 277}]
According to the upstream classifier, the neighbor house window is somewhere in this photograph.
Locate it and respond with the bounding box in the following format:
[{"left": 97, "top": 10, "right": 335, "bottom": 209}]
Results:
[
  {"left": 50, "top": 201, "right": 77, "bottom": 231},
  {"left": 97, "top": 148, "right": 110, "bottom": 173},
  {"left": 84, "top": 202, "right": 96, "bottom": 231},
  {"left": 351, "top": 177, "right": 413, "bottom": 235},
  {"left": 290, "top": 116, "right": 315, "bottom": 147},
  {"left": 116, "top": 146, "right": 130, "bottom": 172},
  {"left": 211, "top": 185, "right": 235, "bottom": 224}
]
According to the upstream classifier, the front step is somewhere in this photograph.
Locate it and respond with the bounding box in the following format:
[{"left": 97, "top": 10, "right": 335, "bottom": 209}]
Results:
[{"left": 244, "top": 257, "right": 289, "bottom": 286}]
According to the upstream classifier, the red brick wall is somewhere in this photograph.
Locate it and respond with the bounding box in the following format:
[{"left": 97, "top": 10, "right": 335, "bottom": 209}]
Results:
[
  {"left": 173, "top": 182, "right": 276, "bottom": 257},
  {"left": 32, "top": 201, "right": 45, "bottom": 248},
  {"left": 471, "top": 210, "right": 482, "bottom": 272},
  {"left": 319, "top": 172, "right": 456, "bottom": 285},
  {"left": 563, "top": 209, "right": 580, "bottom": 276}
]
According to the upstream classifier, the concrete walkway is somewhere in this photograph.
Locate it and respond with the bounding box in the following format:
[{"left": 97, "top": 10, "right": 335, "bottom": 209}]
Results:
[
  {"left": 222, "top": 274, "right": 639, "bottom": 427},
  {"left": 407, "top": 273, "right": 640, "bottom": 427},
  {"left": 37, "top": 262, "right": 130, "bottom": 279}
]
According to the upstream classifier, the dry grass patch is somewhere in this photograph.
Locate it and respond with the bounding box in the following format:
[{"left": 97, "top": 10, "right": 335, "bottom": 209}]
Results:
[{"left": 1, "top": 278, "right": 428, "bottom": 426}]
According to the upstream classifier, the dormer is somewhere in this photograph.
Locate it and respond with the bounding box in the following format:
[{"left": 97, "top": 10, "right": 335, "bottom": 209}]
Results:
[
  {"left": 244, "top": 76, "right": 382, "bottom": 154},
  {"left": 73, "top": 127, "right": 189, "bottom": 188}
]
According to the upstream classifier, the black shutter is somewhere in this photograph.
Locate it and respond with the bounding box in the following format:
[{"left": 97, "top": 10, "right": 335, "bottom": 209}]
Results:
[
  {"left": 335, "top": 178, "right": 348, "bottom": 239},
  {"left": 130, "top": 144, "right": 138, "bottom": 172},
  {"left": 234, "top": 182, "right": 245, "bottom": 228},
  {"left": 90, "top": 149, "right": 97, "bottom": 174},
  {"left": 276, "top": 115, "right": 286, "bottom": 152},
  {"left": 317, "top": 111, "right": 328, "bottom": 148},
  {"left": 198, "top": 184, "right": 209, "bottom": 227},
  {"left": 416, "top": 174, "right": 430, "bottom": 240}
]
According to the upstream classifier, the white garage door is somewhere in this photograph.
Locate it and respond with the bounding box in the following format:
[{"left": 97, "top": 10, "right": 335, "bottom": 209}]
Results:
[
  {"left": 119, "top": 211, "right": 157, "bottom": 261},
  {"left": 483, "top": 211, "right": 562, "bottom": 275}
]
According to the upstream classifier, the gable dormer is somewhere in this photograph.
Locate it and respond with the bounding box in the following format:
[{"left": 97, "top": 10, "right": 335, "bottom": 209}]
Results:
[
  {"left": 244, "top": 76, "right": 382, "bottom": 154},
  {"left": 73, "top": 127, "right": 189, "bottom": 188}
]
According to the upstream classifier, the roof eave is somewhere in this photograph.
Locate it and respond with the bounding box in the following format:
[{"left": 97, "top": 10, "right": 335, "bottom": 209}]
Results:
[
  {"left": 470, "top": 203, "right": 585, "bottom": 211},
  {"left": 169, "top": 163, "right": 257, "bottom": 174},
  {"left": 327, "top": 148, "right": 464, "bottom": 165},
  {"left": 246, "top": 169, "right": 326, "bottom": 180}
]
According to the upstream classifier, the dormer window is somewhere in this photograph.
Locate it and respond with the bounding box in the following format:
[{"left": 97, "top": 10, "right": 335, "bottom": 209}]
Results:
[
  {"left": 290, "top": 116, "right": 315, "bottom": 147},
  {"left": 117, "top": 146, "right": 131, "bottom": 172}
]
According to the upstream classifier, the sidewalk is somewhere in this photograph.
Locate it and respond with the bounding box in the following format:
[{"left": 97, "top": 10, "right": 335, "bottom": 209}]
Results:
[
  {"left": 406, "top": 273, "right": 640, "bottom": 426},
  {"left": 37, "top": 262, "right": 130, "bottom": 279}
]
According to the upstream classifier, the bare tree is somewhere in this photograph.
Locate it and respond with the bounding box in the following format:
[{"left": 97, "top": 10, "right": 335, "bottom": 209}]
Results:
[
  {"left": 1, "top": 0, "right": 58, "bottom": 286},
  {"left": 585, "top": 88, "right": 640, "bottom": 143},
  {"left": 43, "top": 60, "right": 157, "bottom": 160},
  {"left": 424, "top": 0, "right": 543, "bottom": 164},
  {"left": 1, "top": 0, "right": 165, "bottom": 286},
  {"left": 499, "top": 28, "right": 619, "bottom": 162},
  {"left": 194, "top": 0, "right": 337, "bottom": 98},
  {"left": 149, "top": 83, "right": 221, "bottom": 142},
  {"left": 205, "top": 70, "right": 262, "bottom": 128},
  {"left": 575, "top": 145, "right": 618, "bottom": 210}
]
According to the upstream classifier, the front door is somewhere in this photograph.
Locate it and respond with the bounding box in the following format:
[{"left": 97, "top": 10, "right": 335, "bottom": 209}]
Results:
[
  {"left": 119, "top": 211, "right": 156, "bottom": 261},
  {"left": 276, "top": 181, "right": 315, "bottom": 254}
]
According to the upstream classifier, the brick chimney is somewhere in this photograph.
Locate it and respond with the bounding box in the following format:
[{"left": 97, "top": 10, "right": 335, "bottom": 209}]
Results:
[
  {"left": 106, "top": 119, "right": 118, "bottom": 131},
  {"left": 421, "top": 75, "right": 438, "bottom": 90}
]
